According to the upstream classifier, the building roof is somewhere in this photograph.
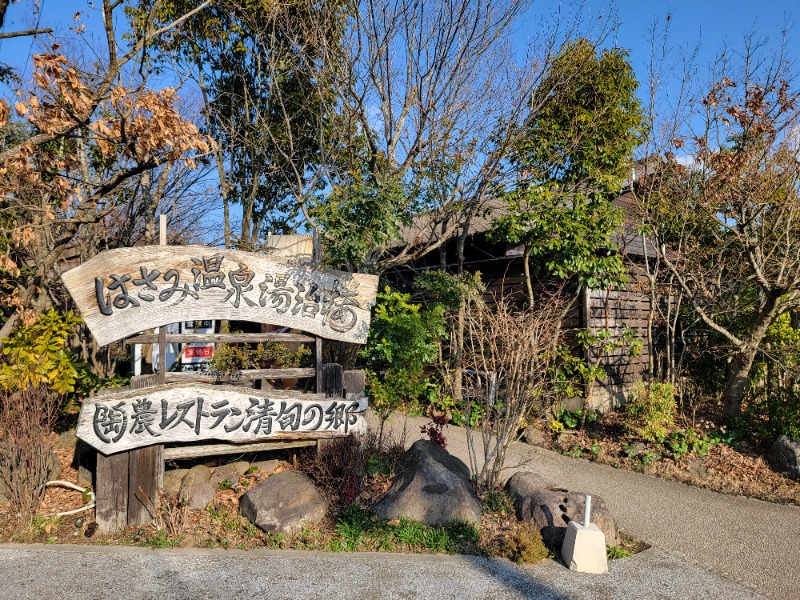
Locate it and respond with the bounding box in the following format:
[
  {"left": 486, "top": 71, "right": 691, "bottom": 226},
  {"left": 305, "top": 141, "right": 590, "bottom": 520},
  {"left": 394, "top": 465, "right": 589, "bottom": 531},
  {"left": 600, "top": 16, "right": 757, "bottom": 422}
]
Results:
[{"left": 396, "top": 190, "right": 658, "bottom": 259}]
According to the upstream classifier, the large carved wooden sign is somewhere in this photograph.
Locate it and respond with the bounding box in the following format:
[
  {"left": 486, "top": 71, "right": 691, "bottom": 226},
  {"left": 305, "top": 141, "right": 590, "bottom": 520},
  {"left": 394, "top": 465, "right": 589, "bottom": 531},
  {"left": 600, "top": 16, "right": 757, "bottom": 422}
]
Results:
[
  {"left": 61, "top": 245, "right": 379, "bottom": 346},
  {"left": 78, "top": 384, "right": 367, "bottom": 455}
]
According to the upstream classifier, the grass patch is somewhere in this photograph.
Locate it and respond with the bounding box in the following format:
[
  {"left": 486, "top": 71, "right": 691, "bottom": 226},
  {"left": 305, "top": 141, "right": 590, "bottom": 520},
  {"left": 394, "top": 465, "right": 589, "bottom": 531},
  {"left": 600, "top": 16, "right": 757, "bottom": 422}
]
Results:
[{"left": 327, "top": 504, "right": 482, "bottom": 555}]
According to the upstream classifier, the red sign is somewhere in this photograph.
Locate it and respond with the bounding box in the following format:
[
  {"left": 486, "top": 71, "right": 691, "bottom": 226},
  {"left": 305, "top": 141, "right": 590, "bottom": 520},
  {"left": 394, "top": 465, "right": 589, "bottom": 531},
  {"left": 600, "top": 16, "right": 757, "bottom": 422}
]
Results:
[{"left": 185, "top": 345, "right": 213, "bottom": 358}]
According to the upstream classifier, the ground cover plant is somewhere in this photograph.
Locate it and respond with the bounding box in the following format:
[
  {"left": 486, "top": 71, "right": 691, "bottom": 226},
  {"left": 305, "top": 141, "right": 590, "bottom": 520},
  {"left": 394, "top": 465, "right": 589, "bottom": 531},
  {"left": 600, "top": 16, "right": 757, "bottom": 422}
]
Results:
[{"left": 539, "top": 400, "right": 800, "bottom": 505}]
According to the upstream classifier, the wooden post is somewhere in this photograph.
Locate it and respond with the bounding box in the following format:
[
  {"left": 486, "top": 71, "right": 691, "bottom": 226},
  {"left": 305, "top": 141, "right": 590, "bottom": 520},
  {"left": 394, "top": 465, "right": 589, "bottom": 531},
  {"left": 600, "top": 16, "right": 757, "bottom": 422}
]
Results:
[
  {"left": 315, "top": 337, "right": 324, "bottom": 393},
  {"left": 158, "top": 213, "right": 167, "bottom": 384},
  {"left": 95, "top": 451, "right": 129, "bottom": 532},
  {"left": 342, "top": 369, "right": 366, "bottom": 398},
  {"left": 317, "top": 362, "right": 343, "bottom": 456},
  {"left": 127, "top": 445, "right": 161, "bottom": 526},
  {"left": 320, "top": 363, "right": 343, "bottom": 398}
]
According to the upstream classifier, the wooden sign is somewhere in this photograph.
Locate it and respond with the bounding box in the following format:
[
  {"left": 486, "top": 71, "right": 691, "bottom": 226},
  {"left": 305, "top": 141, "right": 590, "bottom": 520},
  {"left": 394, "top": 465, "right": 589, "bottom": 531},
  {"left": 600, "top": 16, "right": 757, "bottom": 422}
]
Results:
[
  {"left": 61, "top": 245, "right": 379, "bottom": 346},
  {"left": 77, "top": 383, "right": 367, "bottom": 455}
]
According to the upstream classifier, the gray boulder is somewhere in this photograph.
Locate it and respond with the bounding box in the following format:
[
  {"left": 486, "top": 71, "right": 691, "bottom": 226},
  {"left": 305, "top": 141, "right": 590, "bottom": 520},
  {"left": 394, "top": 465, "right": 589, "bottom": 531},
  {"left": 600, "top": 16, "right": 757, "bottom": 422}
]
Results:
[
  {"left": 506, "top": 471, "right": 619, "bottom": 550},
  {"left": 185, "top": 482, "right": 216, "bottom": 510},
  {"left": 240, "top": 470, "right": 328, "bottom": 534},
  {"left": 374, "top": 440, "right": 481, "bottom": 526},
  {"left": 768, "top": 435, "right": 800, "bottom": 480}
]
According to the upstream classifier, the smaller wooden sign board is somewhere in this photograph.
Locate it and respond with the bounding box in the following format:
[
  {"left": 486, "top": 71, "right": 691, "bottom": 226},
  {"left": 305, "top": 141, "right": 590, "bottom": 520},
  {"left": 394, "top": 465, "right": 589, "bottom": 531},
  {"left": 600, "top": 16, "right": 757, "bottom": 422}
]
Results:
[{"left": 78, "top": 383, "right": 367, "bottom": 455}]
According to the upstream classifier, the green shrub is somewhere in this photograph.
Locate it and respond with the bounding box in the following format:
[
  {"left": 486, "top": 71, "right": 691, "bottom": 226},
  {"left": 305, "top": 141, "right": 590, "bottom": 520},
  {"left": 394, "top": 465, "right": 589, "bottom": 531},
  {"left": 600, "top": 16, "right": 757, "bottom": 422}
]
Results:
[
  {"left": 607, "top": 545, "right": 632, "bottom": 559},
  {"left": 742, "top": 388, "right": 800, "bottom": 442},
  {"left": 362, "top": 287, "right": 445, "bottom": 433},
  {"left": 0, "top": 309, "right": 87, "bottom": 393},
  {"left": 662, "top": 429, "right": 712, "bottom": 460},
  {"left": 210, "top": 337, "right": 310, "bottom": 378},
  {"left": 622, "top": 382, "right": 677, "bottom": 442},
  {"left": 557, "top": 408, "right": 601, "bottom": 429},
  {"left": 501, "top": 522, "right": 548, "bottom": 564}
]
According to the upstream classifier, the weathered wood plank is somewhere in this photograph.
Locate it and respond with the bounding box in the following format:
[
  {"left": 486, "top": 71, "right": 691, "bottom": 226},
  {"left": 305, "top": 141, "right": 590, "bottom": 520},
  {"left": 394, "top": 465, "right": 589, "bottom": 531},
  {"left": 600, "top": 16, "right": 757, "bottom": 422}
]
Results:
[
  {"left": 95, "top": 451, "right": 128, "bottom": 533},
  {"left": 315, "top": 337, "right": 323, "bottom": 394},
  {"left": 165, "top": 367, "right": 316, "bottom": 382},
  {"left": 164, "top": 440, "right": 315, "bottom": 461},
  {"left": 321, "top": 363, "right": 343, "bottom": 398},
  {"left": 77, "top": 383, "right": 367, "bottom": 454},
  {"left": 343, "top": 370, "right": 366, "bottom": 397},
  {"left": 61, "top": 245, "right": 379, "bottom": 346},
  {"left": 125, "top": 332, "right": 315, "bottom": 345},
  {"left": 130, "top": 374, "right": 161, "bottom": 389},
  {"left": 128, "top": 445, "right": 160, "bottom": 526}
]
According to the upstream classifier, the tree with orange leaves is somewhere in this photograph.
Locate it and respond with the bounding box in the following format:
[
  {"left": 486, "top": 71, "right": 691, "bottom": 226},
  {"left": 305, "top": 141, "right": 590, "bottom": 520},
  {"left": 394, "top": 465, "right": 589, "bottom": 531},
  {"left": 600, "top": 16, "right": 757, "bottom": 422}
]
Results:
[{"left": 0, "top": 1, "right": 211, "bottom": 345}]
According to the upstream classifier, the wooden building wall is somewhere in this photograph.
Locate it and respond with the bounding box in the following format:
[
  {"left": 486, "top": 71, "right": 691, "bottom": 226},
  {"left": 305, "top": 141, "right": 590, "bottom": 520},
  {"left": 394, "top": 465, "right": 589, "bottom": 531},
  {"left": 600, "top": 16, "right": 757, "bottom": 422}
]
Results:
[{"left": 388, "top": 231, "right": 658, "bottom": 410}]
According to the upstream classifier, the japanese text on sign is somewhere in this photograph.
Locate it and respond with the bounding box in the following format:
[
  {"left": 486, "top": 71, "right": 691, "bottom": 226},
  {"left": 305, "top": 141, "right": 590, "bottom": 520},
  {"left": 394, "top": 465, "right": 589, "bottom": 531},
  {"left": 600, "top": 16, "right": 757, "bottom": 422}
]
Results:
[
  {"left": 94, "top": 253, "right": 362, "bottom": 334},
  {"left": 76, "top": 385, "right": 367, "bottom": 454}
]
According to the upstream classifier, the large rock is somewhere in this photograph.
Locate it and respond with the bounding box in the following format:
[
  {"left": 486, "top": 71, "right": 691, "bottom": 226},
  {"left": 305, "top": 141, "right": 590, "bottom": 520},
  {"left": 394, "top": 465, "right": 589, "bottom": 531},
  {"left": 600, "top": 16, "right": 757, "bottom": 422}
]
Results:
[
  {"left": 374, "top": 440, "right": 481, "bottom": 526},
  {"left": 240, "top": 470, "right": 328, "bottom": 534},
  {"left": 506, "top": 471, "right": 619, "bottom": 550},
  {"left": 768, "top": 435, "right": 800, "bottom": 480}
]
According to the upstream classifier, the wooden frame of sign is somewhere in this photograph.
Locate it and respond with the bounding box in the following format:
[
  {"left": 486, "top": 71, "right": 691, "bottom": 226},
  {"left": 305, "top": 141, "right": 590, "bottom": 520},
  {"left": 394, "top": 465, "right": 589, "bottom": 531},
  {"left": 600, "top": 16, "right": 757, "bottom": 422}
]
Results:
[{"left": 63, "top": 224, "right": 377, "bottom": 532}]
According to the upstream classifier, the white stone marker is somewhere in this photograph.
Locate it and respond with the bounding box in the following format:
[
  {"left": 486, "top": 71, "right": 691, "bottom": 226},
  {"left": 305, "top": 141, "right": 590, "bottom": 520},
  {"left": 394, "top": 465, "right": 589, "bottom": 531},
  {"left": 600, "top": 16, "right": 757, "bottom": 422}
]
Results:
[{"left": 560, "top": 494, "right": 608, "bottom": 574}]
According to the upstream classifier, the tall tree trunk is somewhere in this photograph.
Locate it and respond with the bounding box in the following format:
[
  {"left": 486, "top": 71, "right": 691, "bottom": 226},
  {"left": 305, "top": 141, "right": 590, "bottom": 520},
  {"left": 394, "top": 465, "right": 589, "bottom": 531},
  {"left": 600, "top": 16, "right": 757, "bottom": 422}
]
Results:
[
  {"left": 522, "top": 245, "right": 534, "bottom": 308},
  {"left": 722, "top": 348, "right": 759, "bottom": 418},
  {"left": 452, "top": 229, "right": 467, "bottom": 406},
  {"left": 722, "top": 297, "right": 778, "bottom": 418},
  {"left": 223, "top": 197, "right": 231, "bottom": 249}
]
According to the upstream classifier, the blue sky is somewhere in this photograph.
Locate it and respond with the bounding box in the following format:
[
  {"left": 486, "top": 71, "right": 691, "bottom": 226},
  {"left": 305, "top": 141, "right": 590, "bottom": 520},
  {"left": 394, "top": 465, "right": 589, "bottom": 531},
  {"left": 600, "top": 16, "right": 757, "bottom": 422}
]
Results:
[
  {"left": 1, "top": 0, "right": 796, "bottom": 236},
  {"left": 2, "top": 1, "right": 796, "bottom": 79},
  {"left": 1, "top": 0, "right": 795, "bottom": 110}
]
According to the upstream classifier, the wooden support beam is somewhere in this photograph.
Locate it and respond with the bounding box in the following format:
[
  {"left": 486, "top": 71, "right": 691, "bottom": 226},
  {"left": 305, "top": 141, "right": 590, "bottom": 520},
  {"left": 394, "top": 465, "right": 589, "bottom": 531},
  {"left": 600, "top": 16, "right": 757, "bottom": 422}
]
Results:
[
  {"left": 343, "top": 370, "right": 366, "bottom": 397},
  {"left": 95, "top": 451, "right": 128, "bottom": 533},
  {"left": 165, "top": 367, "right": 316, "bottom": 382},
  {"left": 127, "top": 445, "right": 161, "bottom": 527},
  {"left": 163, "top": 440, "right": 315, "bottom": 461},
  {"left": 315, "top": 337, "right": 323, "bottom": 393},
  {"left": 125, "top": 332, "right": 315, "bottom": 345},
  {"left": 321, "top": 363, "right": 343, "bottom": 398}
]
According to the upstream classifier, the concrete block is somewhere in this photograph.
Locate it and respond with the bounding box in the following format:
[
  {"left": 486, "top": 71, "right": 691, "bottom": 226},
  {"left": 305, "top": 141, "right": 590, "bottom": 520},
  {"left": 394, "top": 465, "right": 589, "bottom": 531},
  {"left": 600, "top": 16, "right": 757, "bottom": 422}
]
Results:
[{"left": 561, "top": 521, "right": 608, "bottom": 574}]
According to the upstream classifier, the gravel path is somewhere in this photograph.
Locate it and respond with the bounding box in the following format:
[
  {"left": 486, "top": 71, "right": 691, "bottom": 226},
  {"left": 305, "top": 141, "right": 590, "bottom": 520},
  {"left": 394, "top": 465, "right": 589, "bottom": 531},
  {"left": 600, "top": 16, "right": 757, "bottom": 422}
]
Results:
[
  {"left": 379, "top": 412, "right": 799, "bottom": 600},
  {"left": 0, "top": 543, "right": 765, "bottom": 600}
]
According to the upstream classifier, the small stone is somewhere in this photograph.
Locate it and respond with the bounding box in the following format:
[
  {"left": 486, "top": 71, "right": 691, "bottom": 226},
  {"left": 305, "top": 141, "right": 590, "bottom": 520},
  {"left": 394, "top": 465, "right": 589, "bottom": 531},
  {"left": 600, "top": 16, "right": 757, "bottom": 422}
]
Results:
[
  {"left": 523, "top": 427, "right": 547, "bottom": 446},
  {"left": 186, "top": 483, "right": 216, "bottom": 510},
  {"left": 250, "top": 459, "right": 282, "bottom": 475},
  {"left": 229, "top": 461, "right": 250, "bottom": 476},
  {"left": 181, "top": 465, "right": 212, "bottom": 490},
  {"left": 162, "top": 469, "right": 189, "bottom": 494},
  {"left": 209, "top": 465, "right": 239, "bottom": 489},
  {"left": 767, "top": 435, "right": 800, "bottom": 480},
  {"left": 74, "top": 517, "right": 85, "bottom": 529},
  {"left": 72, "top": 530, "right": 80, "bottom": 537}
]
